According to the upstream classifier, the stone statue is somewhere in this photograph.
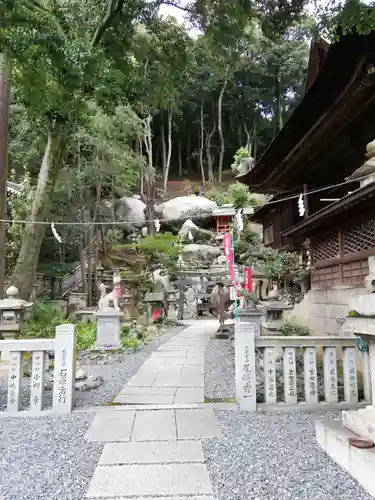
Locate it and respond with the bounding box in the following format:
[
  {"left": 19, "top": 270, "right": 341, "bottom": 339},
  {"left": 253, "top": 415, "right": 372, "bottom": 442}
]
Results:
[
  {"left": 98, "top": 274, "right": 121, "bottom": 311},
  {"left": 209, "top": 283, "right": 231, "bottom": 330},
  {"left": 237, "top": 157, "right": 254, "bottom": 175}
]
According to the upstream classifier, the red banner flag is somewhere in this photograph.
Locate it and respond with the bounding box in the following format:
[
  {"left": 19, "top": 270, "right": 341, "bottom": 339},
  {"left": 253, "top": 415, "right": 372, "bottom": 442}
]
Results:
[
  {"left": 223, "top": 233, "right": 231, "bottom": 257},
  {"left": 244, "top": 267, "right": 253, "bottom": 293}
]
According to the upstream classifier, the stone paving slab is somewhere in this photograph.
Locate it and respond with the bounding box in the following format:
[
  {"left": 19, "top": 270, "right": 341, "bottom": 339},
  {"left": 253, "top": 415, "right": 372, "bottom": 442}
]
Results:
[
  {"left": 157, "top": 346, "right": 189, "bottom": 353},
  {"left": 114, "top": 394, "right": 176, "bottom": 405},
  {"left": 174, "top": 388, "right": 204, "bottom": 404},
  {"left": 150, "top": 351, "right": 187, "bottom": 358},
  {"left": 165, "top": 358, "right": 204, "bottom": 366},
  {"left": 142, "top": 357, "right": 167, "bottom": 366},
  {"left": 176, "top": 409, "right": 221, "bottom": 439},
  {"left": 117, "top": 387, "right": 176, "bottom": 396},
  {"left": 86, "top": 411, "right": 136, "bottom": 442},
  {"left": 137, "top": 365, "right": 183, "bottom": 376},
  {"left": 99, "top": 440, "right": 205, "bottom": 465},
  {"left": 154, "top": 374, "right": 204, "bottom": 388},
  {"left": 132, "top": 410, "right": 177, "bottom": 441},
  {"left": 127, "top": 374, "right": 157, "bottom": 387},
  {"left": 87, "top": 464, "right": 214, "bottom": 498},
  {"left": 181, "top": 365, "right": 205, "bottom": 376}
]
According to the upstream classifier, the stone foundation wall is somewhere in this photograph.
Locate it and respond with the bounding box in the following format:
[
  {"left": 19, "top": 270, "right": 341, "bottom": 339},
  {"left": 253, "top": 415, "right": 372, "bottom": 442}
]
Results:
[{"left": 287, "top": 286, "right": 367, "bottom": 335}]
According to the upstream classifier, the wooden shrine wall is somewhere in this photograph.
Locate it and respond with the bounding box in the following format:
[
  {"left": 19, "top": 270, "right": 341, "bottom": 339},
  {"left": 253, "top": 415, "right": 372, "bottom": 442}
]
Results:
[{"left": 311, "top": 219, "right": 375, "bottom": 288}]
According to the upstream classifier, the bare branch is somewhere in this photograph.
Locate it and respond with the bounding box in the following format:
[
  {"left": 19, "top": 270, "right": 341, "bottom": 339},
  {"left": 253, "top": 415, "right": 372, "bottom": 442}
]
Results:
[
  {"left": 91, "top": 0, "right": 124, "bottom": 48},
  {"left": 155, "top": 0, "right": 192, "bottom": 13}
]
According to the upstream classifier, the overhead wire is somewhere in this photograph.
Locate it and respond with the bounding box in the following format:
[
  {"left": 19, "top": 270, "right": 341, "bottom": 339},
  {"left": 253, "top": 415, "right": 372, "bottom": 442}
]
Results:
[{"left": 2, "top": 173, "right": 370, "bottom": 226}]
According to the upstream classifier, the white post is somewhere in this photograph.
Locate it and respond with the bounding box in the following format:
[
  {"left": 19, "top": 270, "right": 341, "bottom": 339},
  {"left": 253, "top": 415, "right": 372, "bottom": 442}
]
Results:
[
  {"left": 264, "top": 347, "right": 277, "bottom": 404},
  {"left": 7, "top": 351, "right": 23, "bottom": 412},
  {"left": 362, "top": 350, "right": 371, "bottom": 402},
  {"left": 30, "top": 351, "right": 46, "bottom": 412},
  {"left": 343, "top": 346, "right": 358, "bottom": 403},
  {"left": 304, "top": 347, "right": 318, "bottom": 404},
  {"left": 369, "top": 342, "right": 375, "bottom": 404},
  {"left": 235, "top": 319, "right": 256, "bottom": 411},
  {"left": 53, "top": 324, "right": 77, "bottom": 413},
  {"left": 283, "top": 347, "right": 297, "bottom": 404},
  {"left": 323, "top": 347, "right": 338, "bottom": 403}
]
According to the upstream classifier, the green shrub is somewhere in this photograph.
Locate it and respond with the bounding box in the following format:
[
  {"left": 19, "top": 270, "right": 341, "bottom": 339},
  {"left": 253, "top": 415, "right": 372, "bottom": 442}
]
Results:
[
  {"left": 21, "top": 300, "right": 97, "bottom": 350},
  {"left": 277, "top": 317, "right": 310, "bottom": 336},
  {"left": 76, "top": 322, "right": 96, "bottom": 350},
  {"left": 21, "top": 300, "right": 65, "bottom": 338},
  {"left": 121, "top": 335, "right": 139, "bottom": 349},
  {"left": 121, "top": 324, "right": 139, "bottom": 349}
]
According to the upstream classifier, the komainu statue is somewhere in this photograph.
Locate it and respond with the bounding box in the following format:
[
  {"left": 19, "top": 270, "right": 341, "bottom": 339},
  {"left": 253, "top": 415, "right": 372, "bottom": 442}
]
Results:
[{"left": 98, "top": 274, "right": 122, "bottom": 311}]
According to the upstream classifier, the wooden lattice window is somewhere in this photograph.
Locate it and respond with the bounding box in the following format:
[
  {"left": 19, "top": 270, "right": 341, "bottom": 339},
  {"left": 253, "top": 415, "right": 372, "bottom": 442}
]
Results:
[
  {"left": 343, "top": 220, "right": 375, "bottom": 254},
  {"left": 313, "top": 234, "right": 339, "bottom": 261}
]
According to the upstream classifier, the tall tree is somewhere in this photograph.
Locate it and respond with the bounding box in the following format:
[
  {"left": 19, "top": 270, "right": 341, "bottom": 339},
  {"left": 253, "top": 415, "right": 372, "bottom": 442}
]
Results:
[
  {"left": 0, "top": 53, "right": 11, "bottom": 298},
  {"left": 2, "top": 0, "right": 143, "bottom": 298}
]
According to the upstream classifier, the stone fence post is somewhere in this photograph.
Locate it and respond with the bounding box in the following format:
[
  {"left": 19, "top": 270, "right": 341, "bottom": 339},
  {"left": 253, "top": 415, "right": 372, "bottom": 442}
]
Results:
[
  {"left": 235, "top": 311, "right": 257, "bottom": 411},
  {"left": 53, "top": 324, "right": 77, "bottom": 413}
]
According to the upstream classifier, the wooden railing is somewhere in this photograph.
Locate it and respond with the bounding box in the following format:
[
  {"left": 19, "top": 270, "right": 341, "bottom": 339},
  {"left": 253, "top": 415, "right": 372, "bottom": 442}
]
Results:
[
  {"left": 60, "top": 235, "right": 99, "bottom": 298},
  {"left": 235, "top": 315, "right": 371, "bottom": 411},
  {"left": 0, "top": 324, "right": 77, "bottom": 414}
]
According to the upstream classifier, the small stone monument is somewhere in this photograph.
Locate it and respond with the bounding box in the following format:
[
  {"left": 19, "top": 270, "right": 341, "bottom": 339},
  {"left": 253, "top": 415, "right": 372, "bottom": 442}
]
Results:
[
  {"left": 95, "top": 274, "right": 122, "bottom": 349},
  {"left": 0, "top": 286, "right": 33, "bottom": 367}
]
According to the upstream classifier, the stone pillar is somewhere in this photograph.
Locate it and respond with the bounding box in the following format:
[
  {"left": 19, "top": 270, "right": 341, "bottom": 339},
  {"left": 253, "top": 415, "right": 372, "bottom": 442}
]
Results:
[
  {"left": 53, "top": 324, "right": 77, "bottom": 413},
  {"left": 235, "top": 311, "right": 256, "bottom": 411},
  {"left": 95, "top": 308, "right": 122, "bottom": 349}
]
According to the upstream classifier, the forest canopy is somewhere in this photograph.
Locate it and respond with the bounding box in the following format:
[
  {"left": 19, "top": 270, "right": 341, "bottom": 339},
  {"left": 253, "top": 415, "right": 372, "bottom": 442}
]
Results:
[{"left": 0, "top": 0, "right": 373, "bottom": 298}]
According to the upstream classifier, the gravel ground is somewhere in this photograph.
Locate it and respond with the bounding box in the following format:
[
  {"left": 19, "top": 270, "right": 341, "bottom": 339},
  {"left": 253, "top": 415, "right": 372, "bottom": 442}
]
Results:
[
  {"left": 0, "top": 324, "right": 184, "bottom": 411},
  {"left": 204, "top": 336, "right": 235, "bottom": 401},
  {"left": 203, "top": 410, "right": 374, "bottom": 500},
  {"left": 0, "top": 412, "right": 101, "bottom": 500}
]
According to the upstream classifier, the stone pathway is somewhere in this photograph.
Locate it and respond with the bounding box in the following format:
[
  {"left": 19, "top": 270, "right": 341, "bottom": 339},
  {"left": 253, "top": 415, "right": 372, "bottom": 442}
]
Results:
[{"left": 85, "top": 320, "right": 220, "bottom": 499}]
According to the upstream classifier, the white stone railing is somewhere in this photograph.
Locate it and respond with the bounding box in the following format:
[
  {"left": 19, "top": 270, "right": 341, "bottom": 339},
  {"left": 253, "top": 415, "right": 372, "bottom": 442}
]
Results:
[
  {"left": 0, "top": 324, "right": 76, "bottom": 414},
  {"left": 235, "top": 317, "right": 371, "bottom": 411}
]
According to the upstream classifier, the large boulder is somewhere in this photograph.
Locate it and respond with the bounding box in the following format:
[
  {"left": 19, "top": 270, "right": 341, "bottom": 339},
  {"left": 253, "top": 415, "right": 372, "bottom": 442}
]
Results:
[
  {"left": 182, "top": 244, "right": 221, "bottom": 263},
  {"left": 179, "top": 219, "right": 200, "bottom": 239},
  {"left": 178, "top": 219, "right": 216, "bottom": 244},
  {"left": 157, "top": 195, "right": 217, "bottom": 222},
  {"left": 114, "top": 196, "right": 146, "bottom": 233}
]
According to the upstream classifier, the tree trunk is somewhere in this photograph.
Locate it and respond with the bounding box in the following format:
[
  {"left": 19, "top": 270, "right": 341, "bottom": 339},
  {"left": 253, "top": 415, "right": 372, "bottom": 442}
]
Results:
[
  {"left": 253, "top": 122, "right": 257, "bottom": 161},
  {"left": 206, "top": 119, "right": 216, "bottom": 184},
  {"left": 199, "top": 103, "right": 205, "bottom": 186},
  {"left": 0, "top": 53, "right": 11, "bottom": 298},
  {"left": 86, "top": 224, "right": 93, "bottom": 307},
  {"left": 11, "top": 120, "right": 64, "bottom": 299},
  {"left": 243, "top": 122, "right": 251, "bottom": 154},
  {"left": 163, "top": 109, "right": 172, "bottom": 193},
  {"left": 142, "top": 114, "right": 155, "bottom": 236},
  {"left": 217, "top": 75, "right": 228, "bottom": 183},
  {"left": 187, "top": 132, "right": 191, "bottom": 170},
  {"left": 275, "top": 75, "right": 283, "bottom": 132},
  {"left": 160, "top": 117, "right": 166, "bottom": 176},
  {"left": 237, "top": 124, "right": 243, "bottom": 148},
  {"left": 79, "top": 231, "right": 86, "bottom": 293},
  {"left": 178, "top": 140, "right": 182, "bottom": 177}
]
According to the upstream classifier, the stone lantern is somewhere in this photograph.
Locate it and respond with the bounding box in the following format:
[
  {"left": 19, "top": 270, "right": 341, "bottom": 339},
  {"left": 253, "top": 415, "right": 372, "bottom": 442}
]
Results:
[
  {"left": 0, "top": 286, "right": 32, "bottom": 340},
  {"left": 0, "top": 286, "right": 33, "bottom": 367}
]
